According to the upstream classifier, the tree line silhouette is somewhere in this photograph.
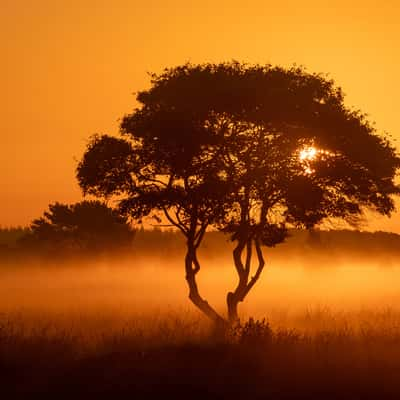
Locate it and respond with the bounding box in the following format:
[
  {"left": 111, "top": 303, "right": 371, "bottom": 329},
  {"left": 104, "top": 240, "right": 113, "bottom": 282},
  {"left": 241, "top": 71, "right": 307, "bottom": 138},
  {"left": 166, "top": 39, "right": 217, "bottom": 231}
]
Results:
[{"left": 2, "top": 222, "right": 400, "bottom": 262}]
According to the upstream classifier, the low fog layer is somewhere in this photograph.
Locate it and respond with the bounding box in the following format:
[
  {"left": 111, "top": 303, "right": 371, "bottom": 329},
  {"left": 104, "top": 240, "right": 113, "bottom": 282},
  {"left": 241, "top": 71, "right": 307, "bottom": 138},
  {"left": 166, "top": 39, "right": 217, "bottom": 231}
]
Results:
[
  {"left": 2, "top": 251, "right": 400, "bottom": 331},
  {"left": 2, "top": 229, "right": 400, "bottom": 334}
]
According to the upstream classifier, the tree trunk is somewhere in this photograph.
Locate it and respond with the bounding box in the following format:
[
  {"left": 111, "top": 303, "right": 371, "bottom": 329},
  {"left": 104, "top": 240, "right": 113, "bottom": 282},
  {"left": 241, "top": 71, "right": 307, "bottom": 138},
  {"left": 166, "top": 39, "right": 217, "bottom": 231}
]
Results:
[
  {"left": 185, "top": 244, "right": 226, "bottom": 328},
  {"left": 227, "top": 238, "right": 266, "bottom": 324},
  {"left": 226, "top": 239, "right": 249, "bottom": 324},
  {"left": 227, "top": 292, "right": 240, "bottom": 323}
]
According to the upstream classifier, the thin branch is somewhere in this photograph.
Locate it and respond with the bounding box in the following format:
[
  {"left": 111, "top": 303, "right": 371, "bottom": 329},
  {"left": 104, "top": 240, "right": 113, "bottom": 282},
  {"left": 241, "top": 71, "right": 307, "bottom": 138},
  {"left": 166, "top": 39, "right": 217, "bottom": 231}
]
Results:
[
  {"left": 137, "top": 174, "right": 169, "bottom": 187},
  {"left": 194, "top": 222, "right": 208, "bottom": 249},
  {"left": 166, "top": 174, "right": 174, "bottom": 188},
  {"left": 175, "top": 206, "right": 185, "bottom": 228},
  {"left": 149, "top": 224, "right": 175, "bottom": 227},
  {"left": 162, "top": 207, "right": 188, "bottom": 235}
]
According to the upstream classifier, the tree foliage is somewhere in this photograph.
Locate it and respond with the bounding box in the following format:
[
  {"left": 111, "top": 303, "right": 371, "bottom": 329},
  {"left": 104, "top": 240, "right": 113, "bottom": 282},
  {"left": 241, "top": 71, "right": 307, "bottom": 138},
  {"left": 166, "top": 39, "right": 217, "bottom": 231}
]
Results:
[
  {"left": 21, "top": 200, "right": 135, "bottom": 254},
  {"left": 77, "top": 62, "right": 400, "bottom": 324}
]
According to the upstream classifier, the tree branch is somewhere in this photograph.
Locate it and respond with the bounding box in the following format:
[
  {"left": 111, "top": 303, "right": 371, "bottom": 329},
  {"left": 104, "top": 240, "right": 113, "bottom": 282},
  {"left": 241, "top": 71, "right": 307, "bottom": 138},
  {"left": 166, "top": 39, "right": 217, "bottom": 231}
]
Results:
[
  {"left": 185, "top": 244, "right": 226, "bottom": 326},
  {"left": 194, "top": 223, "right": 208, "bottom": 249},
  {"left": 243, "top": 238, "right": 265, "bottom": 298},
  {"left": 244, "top": 239, "right": 252, "bottom": 275},
  {"left": 162, "top": 207, "right": 188, "bottom": 235},
  {"left": 233, "top": 239, "right": 246, "bottom": 276}
]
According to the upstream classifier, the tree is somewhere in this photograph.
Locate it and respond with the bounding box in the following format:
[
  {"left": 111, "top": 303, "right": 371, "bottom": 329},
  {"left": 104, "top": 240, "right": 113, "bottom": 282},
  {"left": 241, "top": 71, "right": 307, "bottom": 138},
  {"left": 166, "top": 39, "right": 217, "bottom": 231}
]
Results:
[
  {"left": 77, "top": 62, "right": 400, "bottom": 325},
  {"left": 20, "top": 200, "right": 135, "bottom": 254}
]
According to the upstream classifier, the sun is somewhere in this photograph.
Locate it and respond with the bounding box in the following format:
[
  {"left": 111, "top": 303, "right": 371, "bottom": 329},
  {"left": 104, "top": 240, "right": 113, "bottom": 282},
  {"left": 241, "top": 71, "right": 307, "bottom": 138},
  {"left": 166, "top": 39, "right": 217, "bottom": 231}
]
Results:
[
  {"left": 299, "top": 146, "right": 318, "bottom": 161},
  {"left": 298, "top": 146, "right": 334, "bottom": 174},
  {"left": 298, "top": 146, "right": 319, "bottom": 174}
]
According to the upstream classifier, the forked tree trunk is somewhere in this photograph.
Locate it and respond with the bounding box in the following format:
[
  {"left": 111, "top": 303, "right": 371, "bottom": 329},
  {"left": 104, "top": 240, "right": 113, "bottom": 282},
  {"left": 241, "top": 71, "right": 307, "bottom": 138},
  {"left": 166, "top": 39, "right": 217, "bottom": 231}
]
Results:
[
  {"left": 227, "top": 239, "right": 265, "bottom": 324},
  {"left": 185, "top": 243, "right": 227, "bottom": 328},
  {"left": 183, "top": 237, "right": 265, "bottom": 327}
]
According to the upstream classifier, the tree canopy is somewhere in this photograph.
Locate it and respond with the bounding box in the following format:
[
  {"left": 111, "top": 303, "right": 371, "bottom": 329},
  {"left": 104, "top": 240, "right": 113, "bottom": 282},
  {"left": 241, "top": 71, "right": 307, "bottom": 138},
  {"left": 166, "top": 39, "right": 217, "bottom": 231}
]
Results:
[
  {"left": 20, "top": 200, "right": 135, "bottom": 254},
  {"left": 77, "top": 62, "right": 400, "bottom": 324}
]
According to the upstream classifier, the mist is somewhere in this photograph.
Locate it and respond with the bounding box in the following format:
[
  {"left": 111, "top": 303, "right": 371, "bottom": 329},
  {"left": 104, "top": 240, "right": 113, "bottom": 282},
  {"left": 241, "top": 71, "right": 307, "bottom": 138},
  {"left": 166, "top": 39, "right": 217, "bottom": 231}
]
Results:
[{"left": 2, "top": 249, "right": 400, "bottom": 334}]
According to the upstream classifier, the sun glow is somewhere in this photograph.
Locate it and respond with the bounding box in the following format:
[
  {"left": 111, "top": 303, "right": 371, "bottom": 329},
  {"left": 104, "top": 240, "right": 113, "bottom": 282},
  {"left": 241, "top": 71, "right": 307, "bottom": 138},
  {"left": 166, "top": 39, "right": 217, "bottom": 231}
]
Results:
[
  {"left": 298, "top": 146, "right": 335, "bottom": 174},
  {"left": 299, "top": 146, "right": 318, "bottom": 161},
  {"left": 299, "top": 146, "right": 318, "bottom": 174}
]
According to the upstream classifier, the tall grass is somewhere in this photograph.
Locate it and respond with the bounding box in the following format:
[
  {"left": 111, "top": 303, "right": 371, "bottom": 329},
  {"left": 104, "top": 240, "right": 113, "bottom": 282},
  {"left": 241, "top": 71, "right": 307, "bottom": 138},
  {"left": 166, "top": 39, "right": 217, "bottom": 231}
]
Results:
[{"left": 2, "top": 309, "right": 400, "bottom": 398}]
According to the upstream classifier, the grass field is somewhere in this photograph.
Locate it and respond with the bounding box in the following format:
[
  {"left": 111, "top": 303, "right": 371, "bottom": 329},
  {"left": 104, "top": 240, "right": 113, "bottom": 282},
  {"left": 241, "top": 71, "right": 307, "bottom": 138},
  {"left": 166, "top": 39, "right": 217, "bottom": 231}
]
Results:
[{"left": 2, "top": 308, "right": 400, "bottom": 398}]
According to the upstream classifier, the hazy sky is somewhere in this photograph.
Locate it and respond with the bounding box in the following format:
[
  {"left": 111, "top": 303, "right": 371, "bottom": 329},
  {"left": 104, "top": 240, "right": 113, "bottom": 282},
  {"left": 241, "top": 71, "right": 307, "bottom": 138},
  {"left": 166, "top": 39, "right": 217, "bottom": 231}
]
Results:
[{"left": 2, "top": 0, "right": 400, "bottom": 230}]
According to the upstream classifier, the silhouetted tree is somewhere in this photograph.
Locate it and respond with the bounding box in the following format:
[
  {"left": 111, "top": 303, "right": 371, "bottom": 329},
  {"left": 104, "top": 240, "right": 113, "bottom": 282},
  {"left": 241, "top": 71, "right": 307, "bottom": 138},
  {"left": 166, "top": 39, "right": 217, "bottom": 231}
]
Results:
[
  {"left": 77, "top": 62, "right": 400, "bottom": 325},
  {"left": 20, "top": 200, "right": 134, "bottom": 254}
]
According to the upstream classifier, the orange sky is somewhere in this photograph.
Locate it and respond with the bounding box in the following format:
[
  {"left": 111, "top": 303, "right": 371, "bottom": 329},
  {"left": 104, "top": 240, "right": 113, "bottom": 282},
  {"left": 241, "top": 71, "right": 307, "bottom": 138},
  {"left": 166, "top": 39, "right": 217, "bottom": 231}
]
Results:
[{"left": 2, "top": 0, "right": 400, "bottom": 231}]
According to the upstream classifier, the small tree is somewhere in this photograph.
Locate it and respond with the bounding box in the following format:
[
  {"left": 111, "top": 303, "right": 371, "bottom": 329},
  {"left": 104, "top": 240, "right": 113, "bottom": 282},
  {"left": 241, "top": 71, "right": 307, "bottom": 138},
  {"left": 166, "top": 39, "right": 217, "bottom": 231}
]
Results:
[
  {"left": 21, "top": 200, "right": 135, "bottom": 254},
  {"left": 77, "top": 63, "right": 400, "bottom": 325}
]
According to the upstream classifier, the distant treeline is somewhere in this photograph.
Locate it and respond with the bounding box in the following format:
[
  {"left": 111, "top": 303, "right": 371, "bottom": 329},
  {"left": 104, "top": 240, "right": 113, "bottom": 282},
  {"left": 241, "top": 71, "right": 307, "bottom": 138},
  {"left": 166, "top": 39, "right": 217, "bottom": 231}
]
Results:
[
  {"left": 0, "top": 227, "right": 29, "bottom": 248},
  {"left": 0, "top": 226, "right": 399, "bottom": 265}
]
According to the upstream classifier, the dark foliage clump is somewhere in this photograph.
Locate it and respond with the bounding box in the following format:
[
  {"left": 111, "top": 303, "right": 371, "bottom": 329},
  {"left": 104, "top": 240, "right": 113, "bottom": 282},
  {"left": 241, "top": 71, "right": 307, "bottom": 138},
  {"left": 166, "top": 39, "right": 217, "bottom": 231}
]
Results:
[{"left": 18, "top": 200, "right": 135, "bottom": 257}]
